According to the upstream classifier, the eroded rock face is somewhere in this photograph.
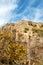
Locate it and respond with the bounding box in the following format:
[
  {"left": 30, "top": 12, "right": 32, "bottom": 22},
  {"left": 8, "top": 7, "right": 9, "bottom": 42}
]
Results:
[{"left": 0, "top": 20, "right": 43, "bottom": 65}]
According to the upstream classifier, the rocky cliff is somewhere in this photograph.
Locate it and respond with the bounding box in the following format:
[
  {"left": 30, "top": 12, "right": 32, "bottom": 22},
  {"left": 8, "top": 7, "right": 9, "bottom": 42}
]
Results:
[{"left": 0, "top": 20, "right": 43, "bottom": 65}]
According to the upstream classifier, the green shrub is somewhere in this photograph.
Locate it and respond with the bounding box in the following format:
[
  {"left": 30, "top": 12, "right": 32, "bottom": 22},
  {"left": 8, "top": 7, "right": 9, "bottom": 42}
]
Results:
[
  {"left": 24, "top": 28, "right": 29, "bottom": 33},
  {"left": 32, "top": 28, "right": 43, "bottom": 37}
]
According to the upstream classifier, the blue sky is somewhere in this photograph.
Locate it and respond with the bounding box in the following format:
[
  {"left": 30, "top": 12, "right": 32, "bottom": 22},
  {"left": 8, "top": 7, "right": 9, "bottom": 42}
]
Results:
[{"left": 0, "top": 0, "right": 43, "bottom": 26}]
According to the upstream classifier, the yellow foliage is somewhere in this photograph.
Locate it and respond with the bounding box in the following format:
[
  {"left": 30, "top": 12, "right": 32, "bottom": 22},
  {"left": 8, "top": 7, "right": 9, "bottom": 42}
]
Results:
[
  {"left": 8, "top": 42, "right": 26, "bottom": 61},
  {"left": 0, "top": 31, "right": 27, "bottom": 63},
  {"left": 4, "top": 32, "right": 11, "bottom": 38},
  {"left": 0, "top": 32, "right": 3, "bottom": 35},
  {"left": 7, "top": 54, "right": 11, "bottom": 60},
  {"left": 7, "top": 47, "right": 10, "bottom": 52}
]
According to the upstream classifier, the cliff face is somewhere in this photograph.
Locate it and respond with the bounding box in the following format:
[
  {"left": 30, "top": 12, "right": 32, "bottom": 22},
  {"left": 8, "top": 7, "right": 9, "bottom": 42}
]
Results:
[
  {"left": 0, "top": 20, "right": 43, "bottom": 65},
  {"left": 3, "top": 20, "right": 43, "bottom": 44}
]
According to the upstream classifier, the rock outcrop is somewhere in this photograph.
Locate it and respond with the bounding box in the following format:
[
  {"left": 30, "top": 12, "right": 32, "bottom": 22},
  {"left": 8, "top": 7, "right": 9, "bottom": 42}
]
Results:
[{"left": 0, "top": 20, "right": 43, "bottom": 65}]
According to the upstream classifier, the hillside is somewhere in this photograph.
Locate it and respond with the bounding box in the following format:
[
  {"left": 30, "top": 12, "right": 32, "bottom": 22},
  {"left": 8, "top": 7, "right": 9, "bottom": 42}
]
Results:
[{"left": 0, "top": 20, "right": 43, "bottom": 65}]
